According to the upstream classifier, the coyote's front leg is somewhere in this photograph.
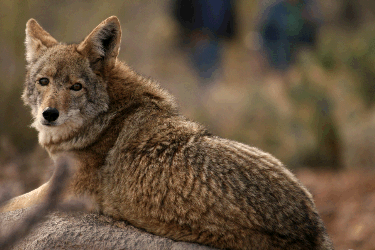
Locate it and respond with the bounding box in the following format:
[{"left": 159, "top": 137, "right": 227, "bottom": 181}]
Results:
[
  {"left": 1, "top": 157, "right": 81, "bottom": 213},
  {"left": 0, "top": 182, "right": 51, "bottom": 213}
]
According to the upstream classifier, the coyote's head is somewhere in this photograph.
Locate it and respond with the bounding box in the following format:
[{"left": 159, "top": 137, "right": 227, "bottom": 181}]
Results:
[{"left": 23, "top": 17, "right": 121, "bottom": 147}]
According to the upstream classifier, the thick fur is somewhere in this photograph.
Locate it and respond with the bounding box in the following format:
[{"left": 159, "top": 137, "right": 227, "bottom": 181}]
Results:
[{"left": 2, "top": 17, "right": 333, "bottom": 250}]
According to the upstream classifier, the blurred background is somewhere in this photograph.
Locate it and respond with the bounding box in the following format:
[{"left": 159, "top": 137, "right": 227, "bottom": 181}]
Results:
[{"left": 1, "top": 0, "right": 375, "bottom": 248}]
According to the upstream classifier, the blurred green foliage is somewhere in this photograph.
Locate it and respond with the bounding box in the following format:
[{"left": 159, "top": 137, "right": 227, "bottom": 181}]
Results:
[{"left": 318, "top": 24, "right": 375, "bottom": 108}]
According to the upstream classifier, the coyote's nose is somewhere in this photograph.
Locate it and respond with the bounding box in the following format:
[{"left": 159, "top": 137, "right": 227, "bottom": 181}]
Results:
[{"left": 42, "top": 107, "right": 59, "bottom": 122}]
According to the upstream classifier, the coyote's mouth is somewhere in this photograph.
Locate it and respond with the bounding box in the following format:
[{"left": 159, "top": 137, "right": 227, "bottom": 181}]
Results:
[{"left": 42, "top": 121, "right": 57, "bottom": 126}]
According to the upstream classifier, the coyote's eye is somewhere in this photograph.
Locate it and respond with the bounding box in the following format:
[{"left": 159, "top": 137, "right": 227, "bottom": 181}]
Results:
[
  {"left": 70, "top": 83, "right": 83, "bottom": 91},
  {"left": 38, "top": 78, "right": 49, "bottom": 86}
]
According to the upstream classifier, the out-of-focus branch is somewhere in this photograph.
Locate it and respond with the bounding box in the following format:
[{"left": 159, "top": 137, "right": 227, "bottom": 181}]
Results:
[
  {"left": 0, "top": 190, "right": 12, "bottom": 209},
  {"left": 58, "top": 197, "right": 94, "bottom": 213},
  {"left": 0, "top": 157, "right": 72, "bottom": 250}
]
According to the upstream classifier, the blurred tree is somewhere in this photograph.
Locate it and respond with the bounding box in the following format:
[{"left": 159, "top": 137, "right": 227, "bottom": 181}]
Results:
[
  {"left": 173, "top": 0, "right": 237, "bottom": 85},
  {"left": 259, "top": 0, "right": 322, "bottom": 70}
]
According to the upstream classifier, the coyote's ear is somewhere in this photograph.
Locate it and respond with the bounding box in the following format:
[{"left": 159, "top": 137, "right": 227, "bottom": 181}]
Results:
[
  {"left": 77, "top": 16, "right": 121, "bottom": 72},
  {"left": 25, "top": 19, "right": 58, "bottom": 64}
]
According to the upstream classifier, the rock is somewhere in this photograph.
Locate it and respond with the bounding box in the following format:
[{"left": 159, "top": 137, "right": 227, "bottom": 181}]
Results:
[{"left": 0, "top": 208, "right": 215, "bottom": 250}]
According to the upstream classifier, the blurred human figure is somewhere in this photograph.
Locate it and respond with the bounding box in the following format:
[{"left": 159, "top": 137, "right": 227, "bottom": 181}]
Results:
[
  {"left": 173, "top": 0, "right": 236, "bottom": 86},
  {"left": 260, "top": 0, "right": 322, "bottom": 70}
]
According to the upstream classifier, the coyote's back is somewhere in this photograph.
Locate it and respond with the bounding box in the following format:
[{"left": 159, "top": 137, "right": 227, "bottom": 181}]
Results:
[{"left": 4, "top": 16, "right": 333, "bottom": 249}]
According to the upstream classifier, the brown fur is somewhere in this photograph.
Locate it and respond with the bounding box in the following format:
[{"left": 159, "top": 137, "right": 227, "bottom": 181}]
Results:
[{"left": 2, "top": 17, "right": 333, "bottom": 250}]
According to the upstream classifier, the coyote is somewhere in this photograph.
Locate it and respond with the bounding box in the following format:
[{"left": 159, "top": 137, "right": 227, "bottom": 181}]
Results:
[{"left": 2, "top": 16, "right": 333, "bottom": 250}]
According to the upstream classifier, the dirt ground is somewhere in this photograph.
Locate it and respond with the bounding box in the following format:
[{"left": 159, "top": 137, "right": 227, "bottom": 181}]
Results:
[{"left": 296, "top": 169, "right": 375, "bottom": 250}]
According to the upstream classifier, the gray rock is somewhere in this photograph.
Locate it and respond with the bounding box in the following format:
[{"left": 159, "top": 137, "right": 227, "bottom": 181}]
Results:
[{"left": 0, "top": 208, "right": 216, "bottom": 250}]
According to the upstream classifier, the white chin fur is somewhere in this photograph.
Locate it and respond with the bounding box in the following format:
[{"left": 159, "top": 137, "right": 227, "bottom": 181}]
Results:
[{"left": 32, "top": 110, "right": 84, "bottom": 145}]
